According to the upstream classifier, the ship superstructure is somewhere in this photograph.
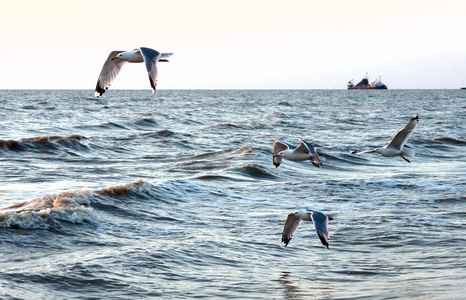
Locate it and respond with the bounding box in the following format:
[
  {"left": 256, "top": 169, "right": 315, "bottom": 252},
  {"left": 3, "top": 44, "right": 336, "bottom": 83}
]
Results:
[{"left": 348, "top": 73, "right": 387, "bottom": 89}]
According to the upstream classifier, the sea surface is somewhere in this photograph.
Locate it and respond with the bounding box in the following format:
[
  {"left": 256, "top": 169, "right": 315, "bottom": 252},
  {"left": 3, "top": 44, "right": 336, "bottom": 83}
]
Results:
[{"left": 0, "top": 89, "right": 465, "bottom": 299}]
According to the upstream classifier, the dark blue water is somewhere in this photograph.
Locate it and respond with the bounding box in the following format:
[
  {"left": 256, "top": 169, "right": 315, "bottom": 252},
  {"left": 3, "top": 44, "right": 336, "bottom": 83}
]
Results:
[{"left": 0, "top": 90, "right": 465, "bottom": 299}]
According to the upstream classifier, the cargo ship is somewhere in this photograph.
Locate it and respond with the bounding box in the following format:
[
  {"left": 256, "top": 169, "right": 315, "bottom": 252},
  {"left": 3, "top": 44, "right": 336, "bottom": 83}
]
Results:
[{"left": 348, "top": 74, "right": 387, "bottom": 89}]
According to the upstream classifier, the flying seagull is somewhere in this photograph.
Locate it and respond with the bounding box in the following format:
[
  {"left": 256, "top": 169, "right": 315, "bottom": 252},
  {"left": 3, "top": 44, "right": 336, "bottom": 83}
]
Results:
[
  {"left": 94, "top": 47, "right": 173, "bottom": 98},
  {"left": 353, "top": 114, "right": 419, "bottom": 163},
  {"left": 273, "top": 140, "right": 323, "bottom": 168},
  {"left": 282, "top": 210, "right": 330, "bottom": 249}
]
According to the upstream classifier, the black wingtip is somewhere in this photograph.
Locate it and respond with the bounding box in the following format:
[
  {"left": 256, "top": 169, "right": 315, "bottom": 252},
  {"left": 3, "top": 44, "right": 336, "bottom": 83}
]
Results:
[
  {"left": 310, "top": 160, "right": 322, "bottom": 168},
  {"left": 317, "top": 233, "right": 329, "bottom": 249},
  {"left": 149, "top": 76, "right": 157, "bottom": 93},
  {"left": 282, "top": 236, "right": 291, "bottom": 247},
  {"left": 95, "top": 83, "right": 107, "bottom": 98}
]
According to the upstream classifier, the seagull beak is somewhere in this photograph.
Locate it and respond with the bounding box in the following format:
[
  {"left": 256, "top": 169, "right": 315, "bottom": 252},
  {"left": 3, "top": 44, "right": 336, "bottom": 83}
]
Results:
[{"left": 110, "top": 57, "right": 118, "bottom": 61}]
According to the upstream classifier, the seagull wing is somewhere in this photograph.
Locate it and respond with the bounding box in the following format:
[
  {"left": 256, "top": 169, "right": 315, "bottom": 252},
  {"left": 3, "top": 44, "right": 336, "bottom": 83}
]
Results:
[
  {"left": 300, "top": 140, "right": 323, "bottom": 167},
  {"left": 310, "top": 211, "right": 330, "bottom": 249},
  {"left": 294, "top": 140, "right": 311, "bottom": 155},
  {"left": 273, "top": 141, "right": 292, "bottom": 156},
  {"left": 140, "top": 47, "right": 162, "bottom": 93},
  {"left": 95, "top": 50, "right": 126, "bottom": 98},
  {"left": 352, "top": 149, "right": 376, "bottom": 155},
  {"left": 273, "top": 141, "right": 295, "bottom": 167},
  {"left": 282, "top": 213, "right": 302, "bottom": 246},
  {"left": 386, "top": 114, "right": 419, "bottom": 150}
]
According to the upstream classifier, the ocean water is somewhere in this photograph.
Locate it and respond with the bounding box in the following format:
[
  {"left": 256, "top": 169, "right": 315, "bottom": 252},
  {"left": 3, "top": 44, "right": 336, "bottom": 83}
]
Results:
[{"left": 0, "top": 89, "right": 465, "bottom": 299}]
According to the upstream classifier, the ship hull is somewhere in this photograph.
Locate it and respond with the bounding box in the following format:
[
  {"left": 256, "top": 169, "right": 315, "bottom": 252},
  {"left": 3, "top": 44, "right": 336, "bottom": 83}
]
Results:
[{"left": 348, "top": 85, "right": 387, "bottom": 90}]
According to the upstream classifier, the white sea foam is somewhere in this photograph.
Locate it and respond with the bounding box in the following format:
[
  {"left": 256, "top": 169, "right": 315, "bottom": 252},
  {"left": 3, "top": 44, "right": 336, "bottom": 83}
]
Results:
[{"left": 0, "top": 190, "right": 98, "bottom": 229}]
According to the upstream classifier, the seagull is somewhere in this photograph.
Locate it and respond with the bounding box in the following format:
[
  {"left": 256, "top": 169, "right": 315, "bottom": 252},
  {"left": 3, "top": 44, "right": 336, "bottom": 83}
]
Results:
[
  {"left": 273, "top": 140, "right": 323, "bottom": 168},
  {"left": 353, "top": 114, "right": 419, "bottom": 163},
  {"left": 282, "top": 210, "right": 330, "bottom": 249},
  {"left": 94, "top": 47, "right": 173, "bottom": 98}
]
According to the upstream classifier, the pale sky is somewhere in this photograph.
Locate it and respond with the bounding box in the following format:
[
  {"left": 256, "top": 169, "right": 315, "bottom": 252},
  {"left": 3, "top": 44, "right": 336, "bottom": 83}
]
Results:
[{"left": 1, "top": 0, "right": 465, "bottom": 90}]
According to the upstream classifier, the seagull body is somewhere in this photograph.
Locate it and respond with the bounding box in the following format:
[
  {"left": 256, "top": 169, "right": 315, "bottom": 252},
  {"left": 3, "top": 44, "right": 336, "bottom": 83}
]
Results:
[
  {"left": 282, "top": 210, "right": 330, "bottom": 249},
  {"left": 353, "top": 114, "right": 419, "bottom": 163},
  {"left": 273, "top": 140, "right": 322, "bottom": 168},
  {"left": 94, "top": 47, "right": 173, "bottom": 98}
]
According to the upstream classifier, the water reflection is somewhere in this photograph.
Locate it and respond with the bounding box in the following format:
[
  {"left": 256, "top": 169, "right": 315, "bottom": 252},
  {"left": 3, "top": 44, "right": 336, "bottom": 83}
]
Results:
[{"left": 278, "top": 271, "right": 303, "bottom": 299}]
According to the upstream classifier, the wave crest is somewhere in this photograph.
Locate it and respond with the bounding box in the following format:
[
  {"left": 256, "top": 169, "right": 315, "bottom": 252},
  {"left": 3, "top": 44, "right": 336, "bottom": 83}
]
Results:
[
  {"left": 433, "top": 137, "right": 466, "bottom": 145},
  {"left": 96, "top": 179, "right": 149, "bottom": 197},
  {"left": 233, "top": 164, "right": 277, "bottom": 179},
  {"left": 0, "top": 190, "right": 97, "bottom": 229},
  {"left": 0, "top": 135, "right": 87, "bottom": 152}
]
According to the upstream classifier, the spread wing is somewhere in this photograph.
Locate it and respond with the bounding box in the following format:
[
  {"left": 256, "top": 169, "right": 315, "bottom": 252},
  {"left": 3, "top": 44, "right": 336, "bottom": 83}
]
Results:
[
  {"left": 352, "top": 149, "right": 376, "bottom": 155},
  {"left": 140, "top": 47, "right": 162, "bottom": 93},
  {"left": 273, "top": 141, "right": 295, "bottom": 155},
  {"left": 273, "top": 141, "right": 295, "bottom": 167},
  {"left": 386, "top": 114, "right": 419, "bottom": 150},
  {"left": 310, "top": 211, "right": 330, "bottom": 249},
  {"left": 294, "top": 140, "right": 311, "bottom": 155},
  {"left": 300, "top": 140, "right": 323, "bottom": 167},
  {"left": 95, "top": 50, "right": 126, "bottom": 98},
  {"left": 282, "top": 213, "right": 302, "bottom": 246}
]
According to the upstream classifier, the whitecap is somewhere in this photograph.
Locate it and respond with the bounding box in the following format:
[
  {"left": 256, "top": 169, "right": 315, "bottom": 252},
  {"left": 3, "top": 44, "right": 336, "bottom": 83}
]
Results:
[{"left": 0, "top": 190, "right": 99, "bottom": 229}]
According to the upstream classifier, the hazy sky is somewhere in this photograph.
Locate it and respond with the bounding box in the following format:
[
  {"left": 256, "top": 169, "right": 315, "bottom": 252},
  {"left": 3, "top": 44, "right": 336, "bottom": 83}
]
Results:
[{"left": 1, "top": 0, "right": 465, "bottom": 90}]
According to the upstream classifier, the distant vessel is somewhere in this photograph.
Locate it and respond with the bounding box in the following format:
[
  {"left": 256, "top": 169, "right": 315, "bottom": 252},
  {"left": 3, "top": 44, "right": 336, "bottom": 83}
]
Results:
[{"left": 348, "top": 73, "right": 387, "bottom": 89}]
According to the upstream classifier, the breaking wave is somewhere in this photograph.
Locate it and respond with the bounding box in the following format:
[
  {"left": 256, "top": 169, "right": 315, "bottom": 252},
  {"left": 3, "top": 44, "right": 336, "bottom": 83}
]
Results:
[
  {"left": 0, "top": 189, "right": 96, "bottom": 229},
  {"left": 0, "top": 179, "right": 216, "bottom": 230}
]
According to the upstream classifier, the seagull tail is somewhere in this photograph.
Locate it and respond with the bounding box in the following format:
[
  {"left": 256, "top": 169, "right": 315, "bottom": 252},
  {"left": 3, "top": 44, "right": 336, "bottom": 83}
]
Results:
[
  {"left": 402, "top": 148, "right": 415, "bottom": 159},
  {"left": 161, "top": 53, "right": 174, "bottom": 59}
]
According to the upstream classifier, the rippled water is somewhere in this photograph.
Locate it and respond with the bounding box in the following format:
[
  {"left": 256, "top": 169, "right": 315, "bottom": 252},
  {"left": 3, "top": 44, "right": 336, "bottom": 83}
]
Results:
[{"left": 0, "top": 90, "right": 465, "bottom": 299}]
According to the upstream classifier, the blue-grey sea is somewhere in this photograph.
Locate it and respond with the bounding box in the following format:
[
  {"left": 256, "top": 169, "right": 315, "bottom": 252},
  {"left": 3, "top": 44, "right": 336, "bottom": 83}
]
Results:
[{"left": 0, "top": 89, "right": 465, "bottom": 299}]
